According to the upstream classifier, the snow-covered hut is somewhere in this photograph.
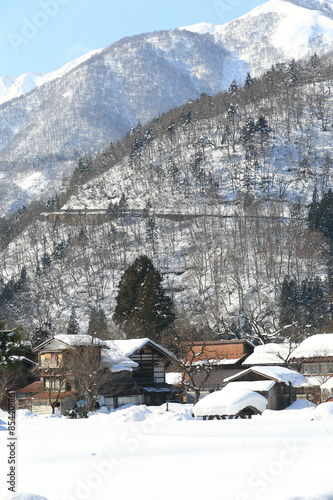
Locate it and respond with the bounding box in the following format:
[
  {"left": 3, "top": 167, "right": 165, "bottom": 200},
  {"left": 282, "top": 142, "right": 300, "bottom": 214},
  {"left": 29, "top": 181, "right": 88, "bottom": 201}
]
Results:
[
  {"left": 192, "top": 389, "right": 267, "bottom": 419},
  {"left": 223, "top": 365, "right": 307, "bottom": 410}
]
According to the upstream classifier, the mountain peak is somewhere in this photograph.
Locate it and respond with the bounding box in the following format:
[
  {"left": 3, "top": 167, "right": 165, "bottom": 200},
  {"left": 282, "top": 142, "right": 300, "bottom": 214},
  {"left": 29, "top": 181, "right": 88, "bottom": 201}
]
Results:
[{"left": 283, "top": 0, "right": 333, "bottom": 16}]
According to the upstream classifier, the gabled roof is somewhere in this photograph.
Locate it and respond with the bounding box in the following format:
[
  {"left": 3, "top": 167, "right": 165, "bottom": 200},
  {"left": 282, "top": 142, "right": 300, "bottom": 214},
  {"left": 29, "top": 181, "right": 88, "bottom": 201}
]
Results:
[
  {"left": 101, "top": 338, "right": 175, "bottom": 373},
  {"left": 224, "top": 365, "right": 307, "bottom": 388},
  {"left": 223, "top": 380, "right": 276, "bottom": 393},
  {"left": 33, "top": 334, "right": 107, "bottom": 351},
  {"left": 104, "top": 338, "right": 175, "bottom": 360}
]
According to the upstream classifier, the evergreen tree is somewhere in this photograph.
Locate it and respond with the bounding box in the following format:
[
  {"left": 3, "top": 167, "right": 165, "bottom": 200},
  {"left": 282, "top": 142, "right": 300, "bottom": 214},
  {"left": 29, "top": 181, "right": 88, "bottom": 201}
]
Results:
[
  {"left": 113, "top": 255, "right": 174, "bottom": 340},
  {"left": 308, "top": 188, "right": 333, "bottom": 242},
  {"left": 87, "top": 306, "right": 109, "bottom": 340},
  {"left": 106, "top": 201, "right": 119, "bottom": 220},
  {"left": 244, "top": 72, "right": 254, "bottom": 88},
  {"left": 307, "top": 186, "right": 320, "bottom": 232},
  {"left": 300, "top": 276, "right": 326, "bottom": 330},
  {"left": 30, "top": 322, "right": 53, "bottom": 349},
  {"left": 279, "top": 276, "right": 300, "bottom": 328},
  {"left": 113, "top": 255, "right": 154, "bottom": 324},
  {"left": 0, "top": 319, "right": 28, "bottom": 370},
  {"left": 228, "top": 79, "right": 238, "bottom": 94},
  {"left": 118, "top": 192, "right": 128, "bottom": 218},
  {"left": 133, "top": 269, "right": 175, "bottom": 341},
  {"left": 288, "top": 59, "right": 298, "bottom": 86},
  {"left": 66, "top": 306, "right": 80, "bottom": 335}
]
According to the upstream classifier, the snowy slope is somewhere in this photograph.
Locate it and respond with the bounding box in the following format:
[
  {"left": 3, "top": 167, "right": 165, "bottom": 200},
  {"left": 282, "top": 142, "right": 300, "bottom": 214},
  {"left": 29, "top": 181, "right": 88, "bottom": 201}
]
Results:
[
  {"left": 0, "top": 49, "right": 103, "bottom": 106},
  {"left": 2, "top": 1, "right": 333, "bottom": 215},
  {"left": 182, "top": 0, "right": 333, "bottom": 76}
]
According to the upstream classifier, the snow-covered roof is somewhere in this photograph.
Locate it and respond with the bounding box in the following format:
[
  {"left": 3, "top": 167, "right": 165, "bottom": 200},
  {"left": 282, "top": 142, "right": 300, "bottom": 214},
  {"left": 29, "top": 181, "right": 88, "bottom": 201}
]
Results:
[
  {"left": 300, "top": 376, "right": 322, "bottom": 388},
  {"left": 290, "top": 334, "right": 333, "bottom": 359},
  {"left": 54, "top": 334, "right": 107, "bottom": 347},
  {"left": 192, "top": 389, "right": 267, "bottom": 417},
  {"left": 104, "top": 338, "right": 175, "bottom": 359},
  {"left": 244, "top": 343, "right": 292, "bottom": 366},
  {"left": 224, "top": 365, "right": 307, "bottom": 388},
  {"left": 223, "top": 380, "right": 276, "bottom": 393},
  {"left": 101, "top": 347, "right": 138, "bottom": 373},
  {"left": 192, "top": 357, "right": 243, "bottom": 368},
  {"left": 10, "top": 356, "right": 38, "bottom": 365},
  {"left": 34, "top": 334, "right": 107, "bottom": 350},
  {"left": 321, "top": 375, "right": 333, "bottom": 390}
]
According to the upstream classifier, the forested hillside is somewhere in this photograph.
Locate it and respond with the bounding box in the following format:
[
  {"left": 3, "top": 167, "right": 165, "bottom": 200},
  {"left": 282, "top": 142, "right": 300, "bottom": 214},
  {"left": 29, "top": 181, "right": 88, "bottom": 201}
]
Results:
[{"left": 1, "top": 54, "right": 333, "bottom": 345}]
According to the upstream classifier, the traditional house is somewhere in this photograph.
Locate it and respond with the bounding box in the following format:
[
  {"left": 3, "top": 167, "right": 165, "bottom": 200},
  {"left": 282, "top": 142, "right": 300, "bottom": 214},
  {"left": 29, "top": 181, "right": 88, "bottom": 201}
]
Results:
[
  {"left": 15, "top": 335, "right": 178, "bottom": 414},
  {"left": 101, "top": 338, "right": 180, "bottom": 408},
  {"left": 15, "top": 334, "right": 106, "bottom": 414},
  {"left": 289, "top": 334, "right": 333, "bottom": 403},
  {"left": 223, "top": 365, "right": 307, "bottom": 410},
  {"left": 183, "top": 340, "right": 254, "bottom": 402}
]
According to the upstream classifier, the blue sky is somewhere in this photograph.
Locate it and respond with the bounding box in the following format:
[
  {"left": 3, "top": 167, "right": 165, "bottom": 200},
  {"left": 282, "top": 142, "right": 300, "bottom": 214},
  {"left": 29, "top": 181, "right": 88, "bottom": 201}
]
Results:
[{"left": 2, "top": 0, "right": 267, "bottom": 77}]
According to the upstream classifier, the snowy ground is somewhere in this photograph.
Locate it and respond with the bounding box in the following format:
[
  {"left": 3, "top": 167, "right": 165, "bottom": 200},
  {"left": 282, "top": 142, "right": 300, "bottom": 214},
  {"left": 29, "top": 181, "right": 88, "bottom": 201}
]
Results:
[{"left": 1, "top": 402, "right": 333, "bottom": 500}]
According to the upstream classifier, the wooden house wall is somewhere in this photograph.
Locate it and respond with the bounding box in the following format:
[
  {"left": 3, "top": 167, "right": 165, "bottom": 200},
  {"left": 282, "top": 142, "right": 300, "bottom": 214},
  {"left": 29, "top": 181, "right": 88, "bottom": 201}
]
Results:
[
  {"left": 130, "top": 348, "right": 166, "bottom": 384},
  {"left": 190, "top": 341, "right": 252, "bottom": 362}
]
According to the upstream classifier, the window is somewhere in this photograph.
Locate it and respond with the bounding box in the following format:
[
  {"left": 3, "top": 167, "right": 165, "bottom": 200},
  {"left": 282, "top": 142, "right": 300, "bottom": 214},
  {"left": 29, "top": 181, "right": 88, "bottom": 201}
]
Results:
[
  {"left": 44, "top": 379, "right": 63, "bottom": 390},
  {"left": 41, "top": 352, "right": 63, "bottom": 368},
  {"left": 302, "top": 363, "right": 320, "bottom": 375}
]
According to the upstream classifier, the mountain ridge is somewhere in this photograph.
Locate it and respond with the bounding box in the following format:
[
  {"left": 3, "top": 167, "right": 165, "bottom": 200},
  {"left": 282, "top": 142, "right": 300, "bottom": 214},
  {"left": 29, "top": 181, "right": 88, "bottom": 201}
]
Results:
[{"left": 1, "top": 0, "right": 333, "bottom": 217}]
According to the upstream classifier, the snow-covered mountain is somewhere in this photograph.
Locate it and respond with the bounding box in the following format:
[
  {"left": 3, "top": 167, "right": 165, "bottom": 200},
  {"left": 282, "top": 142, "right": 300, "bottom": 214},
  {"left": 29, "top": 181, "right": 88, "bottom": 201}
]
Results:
[
  {"left": 182, "top": 0, "right": 333, "bottom": 75},
  {"left": 1, "top": 0, "right": 333, "bottom": 216},
  {"left": 0, "top": 49, "right": 103, "bottom": 106}
]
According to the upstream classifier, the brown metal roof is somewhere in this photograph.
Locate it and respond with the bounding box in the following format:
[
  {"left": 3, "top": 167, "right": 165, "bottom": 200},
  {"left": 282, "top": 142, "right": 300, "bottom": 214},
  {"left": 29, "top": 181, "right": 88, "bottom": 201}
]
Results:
[
  {"left": 289, "top": 356, "right": 333, "bottom": 363},
  {"left": 27, "top": 390, "right": 76, "bottom": 400},
  {"left": 15, "top": 381, "right": 44, "bottom": 393}
]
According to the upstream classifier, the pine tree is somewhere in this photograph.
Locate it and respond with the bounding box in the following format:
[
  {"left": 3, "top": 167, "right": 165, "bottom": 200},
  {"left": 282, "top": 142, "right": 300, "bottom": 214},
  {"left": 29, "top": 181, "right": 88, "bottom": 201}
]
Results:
[
  {"left": 30, "top": 322, "right": 53, "bottom": 349},
  {"left": 288, "top": 59, "right": 298, "bottom": 86},
  {"left": 66, "top": 307, "right": 80, "bottom": 335},
  {"left": 308, "top": 188, "right": 333, "bottom": 241},
  {"left": 87, "top": 306, "right": 109, "bottom": 340},
  {"left": 228, "top": 79, "right": 238, "bottom": 94},
  {"left": 244, "top": 72, "right": 254, "bottom": 88},
  {"left": 133, "top": 269, "right": 175, "bottom": 341},
  {"left": 279, "top": 276, "right": 299, "bottom": 328},
  {"left": 113, "top": 255, "right": 154, "bottom": 324},
  {"left": 300, "top": 276, "right": 326, "bottom": 330},
  {"left": 113, "top": 256, "right": 174, "bottom": 340},
  {"left": 0, "top": 320, "right": 28, "bottom": 370}
]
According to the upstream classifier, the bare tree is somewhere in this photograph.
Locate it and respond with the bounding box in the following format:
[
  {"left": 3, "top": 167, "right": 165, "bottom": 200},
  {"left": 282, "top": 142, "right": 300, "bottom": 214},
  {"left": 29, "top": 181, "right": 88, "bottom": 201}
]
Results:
[
  {"left": 33, "top": 364, "right": 68, "bottom": 414},
  {"left": 162, "top": 316, "right": 222, "bottom": 404},
  {"left": 69, "top": 345, "right": 113, "bottom": 412}
]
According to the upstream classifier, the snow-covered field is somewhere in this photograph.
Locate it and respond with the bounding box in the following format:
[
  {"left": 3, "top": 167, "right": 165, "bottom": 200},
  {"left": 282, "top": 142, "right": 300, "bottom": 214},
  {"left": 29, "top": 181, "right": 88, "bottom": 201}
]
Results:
[{"left": 1, "top": 402, "right": 333, "bottom": 500}]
